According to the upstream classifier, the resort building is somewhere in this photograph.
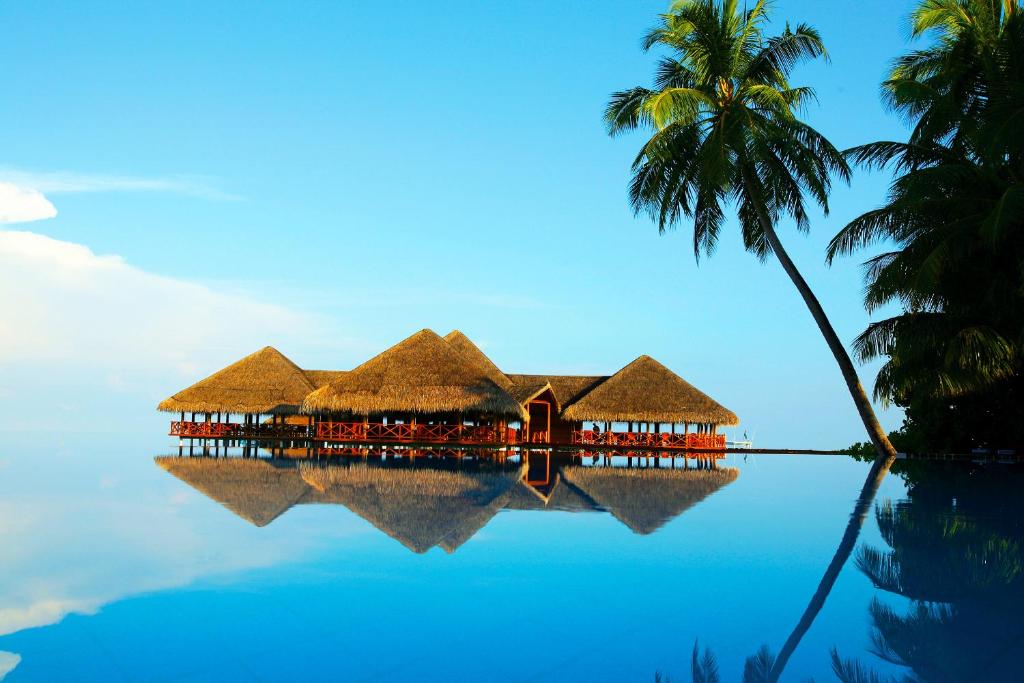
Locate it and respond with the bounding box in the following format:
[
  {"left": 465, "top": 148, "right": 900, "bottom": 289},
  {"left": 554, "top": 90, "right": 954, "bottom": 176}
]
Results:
[{"left": 158, "top": 328, "right": 738, "bottom": 451}]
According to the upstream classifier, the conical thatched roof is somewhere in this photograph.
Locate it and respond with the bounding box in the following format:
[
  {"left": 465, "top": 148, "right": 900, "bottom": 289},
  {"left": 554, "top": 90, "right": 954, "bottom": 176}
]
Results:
[
  {"left": 444, "top": 330, "right": 513, "bottom": 390},
  {"left": 301, "top": 329, "right": 526, "bottom": 419},
  {"left": 157, "top": 347, "right": 315, "bottom": 415},
  {"left": 561, "top": 356, "right": 738, "bottom": 425},
  {"left": 155, "top": 457, "right": 310, "bottom": 527},
  {"left": 560, "top": 466, "right": 739, "bottom": 534},
  {"left": 299, "top": 463, "right": 519, "bottom": 553}
]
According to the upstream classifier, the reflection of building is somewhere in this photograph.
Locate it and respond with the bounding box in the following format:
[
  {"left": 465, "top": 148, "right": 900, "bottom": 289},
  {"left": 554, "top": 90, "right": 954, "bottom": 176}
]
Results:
[
  {"left": 560, "top": 466, "right": 739, "bottom": 535},
  {"left": 158, "top": 329, "right": 738, "bottom": 451},
  {"left": 299, "top": 462, "right": 520, "bottom": 554},
  {"left": 155, "top": 452, "right": 740, "bottom": 552}
]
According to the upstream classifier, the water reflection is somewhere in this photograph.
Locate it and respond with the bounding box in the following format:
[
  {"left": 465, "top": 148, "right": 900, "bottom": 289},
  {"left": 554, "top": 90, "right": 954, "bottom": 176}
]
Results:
[
  {"left": 155, "top": 449, "right": 739, "bottom": 553},
  {"left": 13, "top": 445, "right": 1019, "bottom": 681},
  {"left": 833, "top": 462, "right": 1024, "bottom": 682},
  {"left": 687, "top": 461, "right": 1024, "bottom": 683}
]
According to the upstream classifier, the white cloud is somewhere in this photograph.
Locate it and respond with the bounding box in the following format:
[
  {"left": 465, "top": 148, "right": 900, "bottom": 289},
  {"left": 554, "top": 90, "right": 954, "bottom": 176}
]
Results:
[
  {"left": 0, "top": 182, "right": 57, "bottom": 224},
  {"left": 0, "top": 652, "right": 20, "bottom": 681},
  {"left": 0, "top": 168, "right": 238, "bottom": 201},
  {"left": 0, "top": 230, "right": 353, "bottom": 432},
  {"left": 0, "top": 230, "right": 310, "bottom": 367}
]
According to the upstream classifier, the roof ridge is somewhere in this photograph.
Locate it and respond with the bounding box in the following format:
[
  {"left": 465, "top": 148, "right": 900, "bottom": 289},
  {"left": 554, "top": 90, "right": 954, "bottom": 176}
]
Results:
[{"left": 301, "top": 329, "right": 524, "bottom": 418}]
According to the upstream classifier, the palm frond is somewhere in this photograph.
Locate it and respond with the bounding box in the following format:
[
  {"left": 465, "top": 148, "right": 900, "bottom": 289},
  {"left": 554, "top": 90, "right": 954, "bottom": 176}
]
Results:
[
  {"left": 744, "top": 23, "right": 827, "bottom": 83},
  {"left": 741, "top": 645, "right": 776, "bottom": 683},
  {"left": 606, "top": 87, "right": 656, "bottom": 134},
  {"left": 607, "top": 0, "right": 847, "bottom": 263},
  {"left": 829, "top": 648, "right": 902, "bottom": 683},
  {"left": 691, "top": 640, "right": 721, "bottom": 683},
  {"left": 645, "top": 87, "right": 713, "bottom": 129}
]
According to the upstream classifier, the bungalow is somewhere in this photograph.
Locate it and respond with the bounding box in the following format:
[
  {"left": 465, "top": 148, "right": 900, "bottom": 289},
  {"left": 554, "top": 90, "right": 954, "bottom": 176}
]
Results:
[{"left": 158, "top": 328, "right": 738, "bottom": 451}]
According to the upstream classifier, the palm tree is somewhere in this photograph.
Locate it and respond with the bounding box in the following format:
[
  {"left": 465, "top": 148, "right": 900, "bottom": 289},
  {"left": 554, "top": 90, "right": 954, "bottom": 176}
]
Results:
[
  {"left": 827, "top": 0, "right": 1024, "bottom": 414},
  {"left": 605, "top": 0, "right": 897, "bottom": 462}
]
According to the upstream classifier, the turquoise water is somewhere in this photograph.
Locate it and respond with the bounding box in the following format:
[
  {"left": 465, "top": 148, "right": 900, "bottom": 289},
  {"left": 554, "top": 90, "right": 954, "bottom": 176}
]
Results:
[{"left": 0, "top": 434, "right": 1020, "bottom": 681}]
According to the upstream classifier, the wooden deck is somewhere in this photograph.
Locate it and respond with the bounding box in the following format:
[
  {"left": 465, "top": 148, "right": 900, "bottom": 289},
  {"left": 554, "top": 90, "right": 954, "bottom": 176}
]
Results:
[
  {"left": 571, "top": 430, "right": 726, "bottom": 450},
  {"left": 170, "top": 421, "right": 309, "bottom": 440},
  {"left": 168, "top": 421, "right": 728, "bottom": 451},
  {"left": 315, "top": 421, "right": 518, "bottom": 445}
]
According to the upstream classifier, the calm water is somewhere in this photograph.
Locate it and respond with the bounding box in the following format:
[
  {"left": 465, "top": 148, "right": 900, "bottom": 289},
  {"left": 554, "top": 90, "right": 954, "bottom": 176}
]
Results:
[{"left": 1, "top": 433, "right": 1021, "bottom": 682}]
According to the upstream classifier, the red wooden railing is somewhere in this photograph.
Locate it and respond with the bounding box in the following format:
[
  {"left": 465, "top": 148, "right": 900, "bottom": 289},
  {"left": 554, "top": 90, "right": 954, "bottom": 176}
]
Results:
[
  {"left": 315, "top": 422, "right": 512, "bottom": 445},
  {"left": 465, "top": 426, "right": 498, "bottom": 443},
  {"left": 170, "top": 420, "right": 724, "bottom": 450},
  {"left": 416, "top": 423, "right": 463, "bottom": 442},
  {"left": 317, "top": 421, "right": 366, "bottom": 441},
  {"left": 170, "top": 421, "right": 238, "bottom": 438},
  {"left": 529, "top": 430, "right": 549, "bottom": 444},
  {"left": 170, "top": 421, "right": 309, "bottom": 439},
  {"left": 570, "top": 430, "right": 726, "bottom": 450},
  {"left": 170, "top": 419, "right": 518, "bottom": 445}
]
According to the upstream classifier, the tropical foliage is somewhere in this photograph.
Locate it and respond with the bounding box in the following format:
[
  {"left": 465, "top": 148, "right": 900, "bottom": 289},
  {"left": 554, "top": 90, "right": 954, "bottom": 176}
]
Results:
[
  {"left": 830, "top": 0, "right": 1024, "bottom": 451},
  {"left": 606, "top": 0, "right": 895, "bottom": 460}
]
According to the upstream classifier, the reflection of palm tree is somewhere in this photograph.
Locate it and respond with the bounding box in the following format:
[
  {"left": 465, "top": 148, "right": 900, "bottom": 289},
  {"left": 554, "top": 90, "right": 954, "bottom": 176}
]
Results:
[
  {"left": 663, "top": 462, "right": 1023, "bottom": 683},
  {"left": 690, "top": 642, "right": 719, "bottom": 683},
  {"left": 837, "top": 474, "right": 1024, "bottom": 682},
  {"left": 766, "top": 456, "right": 894, "bottom": 680},
  {"left": 858, "top": 502, "right": 1023, "bottom": 602},
  {"left": 662, "top": 463, "right": 1024, "bottom": 682},
  {"left": 682, "top": 641, "right": 778, "bottom": 683},
  {"left": 653, "top": 456, "right": 895, "bottom": 682},
  {"left": 828, "top": 649, "right": 902, "bottom": 683}
]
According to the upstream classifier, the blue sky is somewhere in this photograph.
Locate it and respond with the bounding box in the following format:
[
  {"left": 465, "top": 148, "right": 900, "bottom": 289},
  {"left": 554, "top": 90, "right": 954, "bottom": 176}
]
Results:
[{"left": 0, "top": 1, "right": 919, "bottom": 447}]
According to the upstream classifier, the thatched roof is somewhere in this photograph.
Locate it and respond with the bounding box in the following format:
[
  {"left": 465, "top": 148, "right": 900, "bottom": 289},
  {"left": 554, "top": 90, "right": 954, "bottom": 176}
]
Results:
[
  {"left": 154, "top": 454, "right": 739, "bottom": 543},
  {"left": 507, "top": 374, "right": 607, "bottom": 410},
  {"left": 301, "top": 329, "right": 526, "bottom": 419},
  {"left": 299, "top": 462, "right": 519, "bottom": 553},
  {"left": 503, "top": 474, "right": 600, "bottom": 512},
  {"left": 509, "top": 380, "right": 556, "bottom": 406},
  {"left": 157, "top": 347, "right": 315, "bottom": 415},
  {"left": 444, "top": 330, "right": 513, "bottom": 390},
  {"left": 304, "top": 369, "right": 347, "bottom": 388},
  {"left": 561, "top": 356, "right": 739, "bottom": 425},
  {"left": 560, "top": 466, "right": 739, "bottom": 534},
  {"left": 155, "top": 456, "right": 310, "bottom": 527}
]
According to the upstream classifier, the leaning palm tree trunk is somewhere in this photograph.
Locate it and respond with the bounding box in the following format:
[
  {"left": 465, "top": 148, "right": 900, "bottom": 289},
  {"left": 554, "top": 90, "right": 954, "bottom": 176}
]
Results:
[
  {"left": 739, "top": 176, "right": 897, "bottom": 681},
  {"left": 766, "top": 454, "right": 893, "bottom": 681},
  {"left": 744, "top": 172, "right": 898, "bottom": 462}
]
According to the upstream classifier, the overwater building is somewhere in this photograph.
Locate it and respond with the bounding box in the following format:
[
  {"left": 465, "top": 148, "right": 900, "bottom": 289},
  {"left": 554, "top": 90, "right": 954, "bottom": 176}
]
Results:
[{"left": 158, "top": 329, "right": 738, "bottom": 451}]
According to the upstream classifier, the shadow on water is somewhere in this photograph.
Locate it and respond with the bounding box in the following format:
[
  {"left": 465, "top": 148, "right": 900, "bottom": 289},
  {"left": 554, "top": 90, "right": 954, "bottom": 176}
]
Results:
[{"left": 660, "top": 459, "right": 1024, "bottom": 683}]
